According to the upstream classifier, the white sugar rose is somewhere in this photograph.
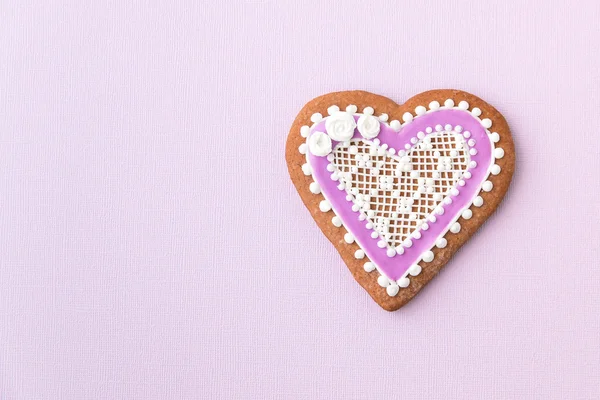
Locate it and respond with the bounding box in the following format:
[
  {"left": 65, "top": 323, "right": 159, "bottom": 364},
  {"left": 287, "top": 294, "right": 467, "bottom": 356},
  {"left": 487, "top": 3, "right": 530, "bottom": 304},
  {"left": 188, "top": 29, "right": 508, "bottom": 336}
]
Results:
[
  {"left": 325, "top": 112, "right": 356, "bottom": 141},
  {"left": 357, "top": 114, "right": 380, "bottom": 139},
  {"left": 308, "top": 131, "right": 332, "bottom": 156}
]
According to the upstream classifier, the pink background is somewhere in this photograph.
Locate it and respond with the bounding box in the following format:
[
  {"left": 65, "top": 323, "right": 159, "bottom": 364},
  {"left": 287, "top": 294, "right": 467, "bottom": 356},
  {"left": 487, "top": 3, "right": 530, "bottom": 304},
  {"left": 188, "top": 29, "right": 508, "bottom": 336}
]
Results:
[{"left": 1, "top": 1, "right": 599, "bottom": 399}]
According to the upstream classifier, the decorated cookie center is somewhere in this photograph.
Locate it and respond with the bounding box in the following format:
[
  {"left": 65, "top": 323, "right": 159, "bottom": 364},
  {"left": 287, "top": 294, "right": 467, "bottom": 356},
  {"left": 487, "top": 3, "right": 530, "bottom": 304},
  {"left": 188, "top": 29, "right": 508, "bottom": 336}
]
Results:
[{"left": 332, "top": 131, "right": 470, "bottom": 249}]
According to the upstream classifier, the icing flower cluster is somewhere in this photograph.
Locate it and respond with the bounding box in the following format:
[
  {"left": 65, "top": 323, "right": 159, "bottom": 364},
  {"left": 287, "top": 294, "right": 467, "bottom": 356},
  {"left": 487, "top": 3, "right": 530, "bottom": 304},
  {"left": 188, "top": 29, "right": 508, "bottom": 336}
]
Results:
[{"left": 308, "top": 108, "right": 382, "bottom": 157}]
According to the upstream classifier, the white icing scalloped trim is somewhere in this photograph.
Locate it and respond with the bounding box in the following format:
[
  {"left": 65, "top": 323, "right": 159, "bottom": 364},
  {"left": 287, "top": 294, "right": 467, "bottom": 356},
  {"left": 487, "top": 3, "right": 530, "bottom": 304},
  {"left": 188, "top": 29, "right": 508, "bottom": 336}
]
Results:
[{"left": 298, "top": 100, "right": 503, "bottom": 297}]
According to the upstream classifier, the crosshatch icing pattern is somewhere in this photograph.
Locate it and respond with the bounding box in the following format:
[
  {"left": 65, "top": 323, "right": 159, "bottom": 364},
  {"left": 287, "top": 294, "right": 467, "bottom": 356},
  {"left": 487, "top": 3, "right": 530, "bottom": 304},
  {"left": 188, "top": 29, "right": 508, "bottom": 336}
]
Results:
[
  {"left": 331, "top": 131, "right": 470, "bottom": 249},
  {"left": 298, "top": 100, "right": 504, "bottom": 297}
]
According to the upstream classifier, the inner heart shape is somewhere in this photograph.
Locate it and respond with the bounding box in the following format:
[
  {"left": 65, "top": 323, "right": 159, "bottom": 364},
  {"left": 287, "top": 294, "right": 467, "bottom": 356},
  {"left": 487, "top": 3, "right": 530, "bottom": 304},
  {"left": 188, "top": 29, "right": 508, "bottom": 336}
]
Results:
[{"left": 307, "top": 109, "right": 493, "bottom": 281}]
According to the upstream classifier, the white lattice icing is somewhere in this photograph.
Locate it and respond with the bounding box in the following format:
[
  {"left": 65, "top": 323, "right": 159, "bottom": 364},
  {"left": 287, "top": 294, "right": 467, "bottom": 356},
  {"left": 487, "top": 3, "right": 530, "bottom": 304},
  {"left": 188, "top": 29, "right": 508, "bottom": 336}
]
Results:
[{"left": 331, "top": 130, "right": 470, "bottom": 250}]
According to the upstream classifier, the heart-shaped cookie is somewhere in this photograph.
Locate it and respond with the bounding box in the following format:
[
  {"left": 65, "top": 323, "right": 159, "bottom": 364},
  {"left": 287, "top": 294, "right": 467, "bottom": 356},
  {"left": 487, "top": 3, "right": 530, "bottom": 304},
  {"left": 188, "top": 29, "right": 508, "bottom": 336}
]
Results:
[{"left": 286, "top": 90, "right": 514, "bottom": 311}]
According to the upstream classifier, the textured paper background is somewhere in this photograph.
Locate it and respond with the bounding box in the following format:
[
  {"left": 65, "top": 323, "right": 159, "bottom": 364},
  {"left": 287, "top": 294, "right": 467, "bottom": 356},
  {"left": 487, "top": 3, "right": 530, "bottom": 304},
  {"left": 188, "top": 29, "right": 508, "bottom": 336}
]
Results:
[{"left": 1, "top": 1, "right": 600, "bottom": 399}]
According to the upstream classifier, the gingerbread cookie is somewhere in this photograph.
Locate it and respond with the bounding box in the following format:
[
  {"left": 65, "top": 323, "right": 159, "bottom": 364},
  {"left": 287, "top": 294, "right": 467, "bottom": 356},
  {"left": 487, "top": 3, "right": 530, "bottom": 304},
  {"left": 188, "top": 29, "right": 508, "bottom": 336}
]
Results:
[{"left": 286, "top": 90, "right": 515, "bottom": 311}]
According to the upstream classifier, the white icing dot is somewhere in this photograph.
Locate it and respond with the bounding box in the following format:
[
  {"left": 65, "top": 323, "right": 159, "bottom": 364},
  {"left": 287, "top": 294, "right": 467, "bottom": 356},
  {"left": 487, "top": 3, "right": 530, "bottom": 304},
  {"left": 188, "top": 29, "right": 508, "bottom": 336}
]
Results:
[
  {"left": 482, "top": 180, "right": 493, "bottom": 192},
  {"left": 435, "top": 206, "right": 445, "bottom": 215},
  {"left": 469, "top": 148, "right": 478, "bottom": 156},
  {"left": 332, "top": 216, "right": 342, "bottom": 227},
  {"left": 402, "top": 112, "right": 413, "bottom": 122},
  {"left": 408, "top": 264, "right": 422, "bottom": 276},
  {"left": 386, "top": 284, "right": 400, "bottom": 296},
  {"left": 435, "top": 124, "right": 443, "bottom": 132},
  {"left": 354, "top": 249, "right": 365, "bottom": 259},
  {"left": 363, "top": 106, "right": 374, "bottom": 115},
  {"left": 403, "top": 239, "right": 413, "bottom": 248},
  {"left": 422, "top": 251, "right": 434, "bottom": 262},
  {"left": 469, "top": 160, "right": 477, "bottom": 168},
  {"left": 490, "top": 132, "right": 500, "bottom": 143},
  {"left": 421, "top": 223, "right": 429, "bottom": 231},
  {"left": 494, "top": 148, "right": 505, "bottom": 159},
  {"left": 429, "top": 215, "right": 437, "bottom": 223},
  {"left": 473, "top": 196, "right": 484, "bottom": 207},
  {"left": 425, "top": 127, "right": 433, "bottom": 134},
  {"left": 413, "top": 231, "right": 422, "bottom": 239},
  {"left": 468, "top": 139, "right": 476, "bottom": 147},
  {"left": 471, "top": 107, "right": 482, "bottom": 117},
  {"left": 444, "top": 197, "right": 452, "bottom": 205},
  {"left": 458, "top": 101, "right": 469, "bottom": 110},
  {"left": 444, "top": 99, "right": 454, "bottom": 108},
  {"left": 491, "top": 164, "right": 501, "bottom": 175},
  {"left": 395, "top": 246, "right": 405, "bottom": 255},
  {"left": 377, "top": 240, "right": 386, "bottom": 248},
  {"left": 379, "top": 113, "right": 389, "bottom": 122},
  {"left": 346, "top": 105, "right": 358, "bottom": 113},
  {"left": 301, "top": 163, "right": 312, "bottom": 175},
  {"left": 309, "top": 182, "right": 321, "bottom": 194},
  {"left": 330, "top": 172, "right": 339, "bottom": 181},
  {"left": 417, "top": 131, "right": 425, "bottom": 139},
  {"left": 415, "top": 105, "right": 427, "bottom": 115},
  {"left": 458, "top": 180, "right": 465, "bottom": 187},
  {"left": 435, "top": 238, "right": 447, "bottom": 248},
  {"left": 390, "top": 120, "right": 401, "bottom": 131},
  {"left": 386, "top": 248, "right": 396, "bottom": 257},
  {"left": 310, "top": 113, "right": 323, "bottom": 123},
  {"left": 450, "top": 222, "right": 461, "bottom": 233},
  {"left": 319, "top": 200, "right": 331, "bottom": 212},
  {"left": 300, "top": 125, "right": 310, "bottom": 138},
  {"left": 363, "top": 262, "right": 376, "bottom": 272},
  {"left": 327, "top": 105, "right": 339, "bottom": 115},
  {"left": 482, "top": 118, "right": 492, "bottom": 128},
  {"left": 326, "top": 163, "right": 334, "bottom": 172},
  {"left": 455, "top": 125, "right": 463, "bottom": 133},
  {"left": 429, "top": 101, "right": 440, "bottom": 110},
  {"left": 389, "top": 148, "right": 396, "bottom": 155},
  {"left": 371, "top": 231, "right": 378, "bottom": 239},
  {"left": 344, "top": 232, "right": 354, "bottom": 244},
  {"left": 299, "top": 143, "right": 307, "bottom": 154},
  {"left": 327, "top": 154, "right": 334, "bottom": 162},
  {"left": 462, "top": 209, "right": 473, "bottom": 219},
  {"left": 377, "top": 275, "right": 390, "bottom": 287},
  {"left": 463, "top": 171, "right": 472, "bottom": 179},
  {"left": 398, "top": 277, "right": 410, "bottom": 288},
  {"left": 451, "top": 188, "right": 459, "bottom": 196},
  {"left": 463, "top": 131, "right": 471, "bottom": 138}
]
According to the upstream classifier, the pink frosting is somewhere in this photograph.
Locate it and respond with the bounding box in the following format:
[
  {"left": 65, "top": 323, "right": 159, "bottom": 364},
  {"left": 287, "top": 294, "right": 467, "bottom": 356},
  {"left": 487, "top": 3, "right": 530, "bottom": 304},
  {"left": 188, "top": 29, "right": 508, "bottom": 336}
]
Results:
[{"left": 308, "top": 110, "right": 493, "bottom": 281}]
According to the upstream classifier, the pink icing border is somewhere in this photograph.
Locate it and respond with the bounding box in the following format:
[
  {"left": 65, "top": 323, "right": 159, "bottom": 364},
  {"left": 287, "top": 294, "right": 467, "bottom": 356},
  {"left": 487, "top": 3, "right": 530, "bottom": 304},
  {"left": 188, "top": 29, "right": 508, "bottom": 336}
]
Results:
[{"left": 307, "top": 110, "right": 493, "bottom": 281}]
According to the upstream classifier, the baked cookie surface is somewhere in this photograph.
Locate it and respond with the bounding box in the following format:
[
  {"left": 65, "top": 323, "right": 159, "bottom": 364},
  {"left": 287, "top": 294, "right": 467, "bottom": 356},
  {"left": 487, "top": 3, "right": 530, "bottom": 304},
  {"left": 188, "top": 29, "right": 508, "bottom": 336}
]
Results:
[{"left": 286, "top": 90, "right": 515, "bottom": 311}]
